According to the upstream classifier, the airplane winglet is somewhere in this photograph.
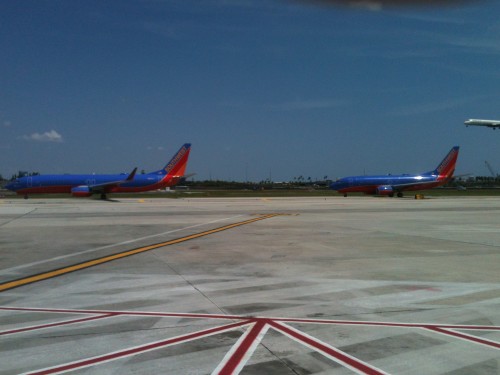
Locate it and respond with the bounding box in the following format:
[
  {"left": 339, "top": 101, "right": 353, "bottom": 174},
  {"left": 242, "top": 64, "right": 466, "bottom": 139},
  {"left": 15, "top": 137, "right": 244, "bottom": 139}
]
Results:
[
  {"left": 88, "top": 167, "right": 137, "bottom": 193},
  {"left": 126, "top": 167, "right": 137, "bottom": 181}
]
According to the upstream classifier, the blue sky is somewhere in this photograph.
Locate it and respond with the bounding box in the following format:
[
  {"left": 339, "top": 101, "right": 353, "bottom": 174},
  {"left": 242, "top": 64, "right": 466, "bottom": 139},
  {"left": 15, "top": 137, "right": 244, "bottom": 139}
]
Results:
[{"left": 1, "top": 0, "right": 499, "bottom": 181}]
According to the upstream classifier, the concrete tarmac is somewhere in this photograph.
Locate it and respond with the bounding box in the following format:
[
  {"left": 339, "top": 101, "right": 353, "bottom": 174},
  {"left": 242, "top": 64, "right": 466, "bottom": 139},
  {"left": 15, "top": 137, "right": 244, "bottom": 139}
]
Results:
[{"left": 0, "top": 196, "right": 499, "bottom": 374}]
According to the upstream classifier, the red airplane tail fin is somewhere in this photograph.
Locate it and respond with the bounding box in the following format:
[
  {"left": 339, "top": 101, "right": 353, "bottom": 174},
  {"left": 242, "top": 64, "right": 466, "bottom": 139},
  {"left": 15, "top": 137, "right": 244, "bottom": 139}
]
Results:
[
  {"left": 433, "top": 146, "right": 459, "bottom": 181},
  {"left": 151, "top": 143, "right": 191, "bottom": 178}
]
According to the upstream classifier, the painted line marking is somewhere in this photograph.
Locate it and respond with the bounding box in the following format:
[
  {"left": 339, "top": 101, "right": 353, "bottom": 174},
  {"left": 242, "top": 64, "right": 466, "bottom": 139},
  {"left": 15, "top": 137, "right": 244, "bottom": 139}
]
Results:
[
  {"left": 0, "top": 313, "right": 116, "bottom": 336},
  {"left": 2, "top": 306, "right": 500, "bottom": 333},
  {"left": 213, "top": 319, "right": 270, "bottom": 375},
  {"left": 2, "top": 306, "right": 499, "bottom": 375},
  {"left": 0, "top": 306, "right": 244, "bottom": 322},
  {"left": 23, "top": 320, "right": 252, "bottom": 375},
  {"left": 1, "top": 214, "right": 245, "bottom": 273},
  {"left": 0, "top": 214, "right": 282, "bottom": 292},
  {"left": 269, "top": 320, "right": 388, "bottom": 375},
  {"left": 424, "top": 326, "right": 500, "bottom": 350}
]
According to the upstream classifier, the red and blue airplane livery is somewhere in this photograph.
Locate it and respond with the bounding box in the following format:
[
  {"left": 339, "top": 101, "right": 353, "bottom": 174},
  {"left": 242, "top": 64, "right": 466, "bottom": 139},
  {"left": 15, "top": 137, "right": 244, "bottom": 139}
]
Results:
[
  {"left": 330, "top": 146, "right": 459, "bottom": 197},
  {"left": 6, "top": 143, "right": 191, "bottom": 199}
]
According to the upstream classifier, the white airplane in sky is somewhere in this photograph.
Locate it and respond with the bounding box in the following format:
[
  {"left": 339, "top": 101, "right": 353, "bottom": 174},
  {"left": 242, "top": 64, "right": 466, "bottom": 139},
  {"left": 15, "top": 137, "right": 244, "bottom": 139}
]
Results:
[{"left": 464, "top": 119, "right": 500, "bottom": 130}]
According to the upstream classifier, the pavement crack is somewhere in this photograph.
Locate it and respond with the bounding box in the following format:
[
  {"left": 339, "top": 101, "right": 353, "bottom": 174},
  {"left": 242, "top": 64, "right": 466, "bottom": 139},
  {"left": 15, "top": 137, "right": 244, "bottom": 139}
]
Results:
[
  {"left": 150, "top": 252, "right": 231, "bottom": 318},
  {"left": 0, "top": 208, "right": 37, "bottom": 227}
]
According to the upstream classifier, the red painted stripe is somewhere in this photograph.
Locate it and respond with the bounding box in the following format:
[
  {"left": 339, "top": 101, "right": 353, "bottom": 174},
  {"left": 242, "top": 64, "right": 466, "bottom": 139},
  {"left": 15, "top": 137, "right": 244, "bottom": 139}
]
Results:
[
  {"left": 269, "top": 321, "right": 387, "bottom": 375},
  {"left": 0, "top": 306, "right": 245, "bottom": 321},
  {"left": 4, "top": 305, "right": 500, "bottom": 374},
  {"left": 216, "top": 319, "right": 268, "bottom": 375},
  {"left": 0, "top": 314, "right": 115, "bottom": 336},
  {"left": 272, "top": 317, "right": 500, "bottom": 331},
  {"left": 3, "top": 307, "right": 500, "bottom": 331},
  {"left": 26, "top": 320, "right": 251, "bottom": 375},
  {"left": 425, "top": 327, "right": 500, "bottom": 350},
  {"left": 274, "top": 317, "right": 426, "bottom": 328},
  {"left": 454, "top": 326, "right": 500, "bottom": 331},
  {"left": 3, "top": 307, "right": 500, "bottom": 332}
]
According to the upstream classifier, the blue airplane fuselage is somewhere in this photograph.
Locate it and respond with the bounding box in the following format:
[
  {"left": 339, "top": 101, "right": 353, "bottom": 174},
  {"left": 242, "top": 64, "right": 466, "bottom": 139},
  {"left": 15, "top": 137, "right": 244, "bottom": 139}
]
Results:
[
  {"left": 5, "top": 143, "right": 191, "bottom": 198},
  {"left": 6, "top": 173, "right": 171, "bottom": 195},
  {"left": 330, "top": 146, "right": 459, "bottom": 197},
  {"left": 330, "top": 174, "right": 441, "bottom": 195}
]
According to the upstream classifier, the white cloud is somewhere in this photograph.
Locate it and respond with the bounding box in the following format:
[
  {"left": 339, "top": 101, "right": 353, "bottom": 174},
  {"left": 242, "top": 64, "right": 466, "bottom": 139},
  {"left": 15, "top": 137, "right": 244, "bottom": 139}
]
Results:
[
  {"left": 23, "top": 130, "right": 63, "bottom": 143},
  {"left": 3, "top": 121, "right": 11, "bottom": 127}
]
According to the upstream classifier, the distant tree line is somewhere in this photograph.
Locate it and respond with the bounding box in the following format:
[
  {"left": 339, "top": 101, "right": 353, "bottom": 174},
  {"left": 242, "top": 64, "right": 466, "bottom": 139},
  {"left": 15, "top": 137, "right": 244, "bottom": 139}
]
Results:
[
  {"left": 456, "top": 176, "right": 500, "bottom": 188},
  {"left": 7, "top": 171, "right": 40, "bottom": 180}
]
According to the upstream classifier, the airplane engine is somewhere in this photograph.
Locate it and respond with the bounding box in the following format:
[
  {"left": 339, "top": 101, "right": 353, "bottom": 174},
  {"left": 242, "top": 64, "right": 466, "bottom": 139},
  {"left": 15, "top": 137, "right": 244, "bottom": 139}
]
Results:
[
  {"left": 375, "top": 185, "right": 393, "bottom": 196},
  {"left": 71, "top": 186, "right": 92, "bottom": 197}
]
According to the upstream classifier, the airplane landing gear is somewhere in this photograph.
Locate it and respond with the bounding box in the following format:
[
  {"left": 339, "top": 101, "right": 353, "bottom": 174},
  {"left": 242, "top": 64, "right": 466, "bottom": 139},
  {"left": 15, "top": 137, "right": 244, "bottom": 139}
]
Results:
[
  {"left": 100, "top": 193, "right": 107, "bottom": 200},
  {"left": 397, "top": 192, "right": 403, "bottom": 198}
]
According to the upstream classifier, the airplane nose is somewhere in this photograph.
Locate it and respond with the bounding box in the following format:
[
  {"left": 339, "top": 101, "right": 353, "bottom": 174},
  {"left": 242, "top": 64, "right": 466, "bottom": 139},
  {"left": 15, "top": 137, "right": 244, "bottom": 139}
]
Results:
[{"left": 5, "top": 181, "right": 17, "bottom": 191}]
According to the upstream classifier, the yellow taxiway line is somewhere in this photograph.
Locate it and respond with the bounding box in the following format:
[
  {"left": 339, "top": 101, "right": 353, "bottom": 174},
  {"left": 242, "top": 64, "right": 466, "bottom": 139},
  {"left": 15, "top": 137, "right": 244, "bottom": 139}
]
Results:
[{"left": 0, "top": 214, "right": 283, "bottom": 292}]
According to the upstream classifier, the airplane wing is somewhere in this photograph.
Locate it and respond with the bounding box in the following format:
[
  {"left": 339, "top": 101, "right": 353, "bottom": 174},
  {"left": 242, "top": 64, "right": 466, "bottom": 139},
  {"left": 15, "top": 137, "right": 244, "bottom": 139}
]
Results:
[
  {"left": 89, "top": 167, "right": 137, "bottom": 193},
  {"left": 464, "top": 119, "right": 500, "bottom": 129},
  {"left": 391, "top": 176, "right": 454, "bottom": 191},
  {"left": 390, "top": 181, "right": 435, "bottom": 190}
]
